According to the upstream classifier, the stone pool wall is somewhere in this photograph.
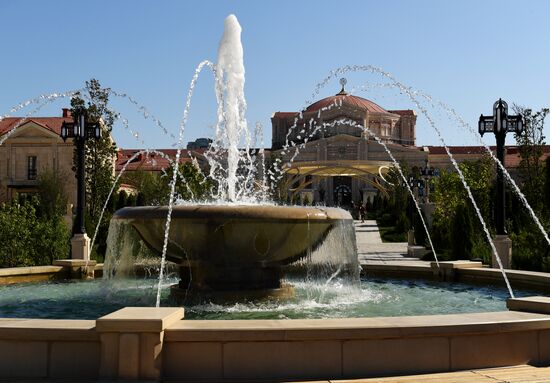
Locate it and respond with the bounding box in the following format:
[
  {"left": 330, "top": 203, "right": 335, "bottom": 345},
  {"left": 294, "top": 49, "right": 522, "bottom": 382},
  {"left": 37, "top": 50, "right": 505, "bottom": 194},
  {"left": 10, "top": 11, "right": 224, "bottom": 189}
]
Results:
[{"left": 1, "top": 298, "right": 550, "bottom": 381}]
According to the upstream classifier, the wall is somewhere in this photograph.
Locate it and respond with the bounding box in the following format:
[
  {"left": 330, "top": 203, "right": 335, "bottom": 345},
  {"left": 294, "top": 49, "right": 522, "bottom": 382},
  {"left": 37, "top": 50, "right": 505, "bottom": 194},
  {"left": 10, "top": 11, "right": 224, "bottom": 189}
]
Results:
[
  {"left": 0, "top": 300, "right": 550, "bottom": 382},
  {"left": 0, "top": 121, "right": 76, "bottom": 206}
]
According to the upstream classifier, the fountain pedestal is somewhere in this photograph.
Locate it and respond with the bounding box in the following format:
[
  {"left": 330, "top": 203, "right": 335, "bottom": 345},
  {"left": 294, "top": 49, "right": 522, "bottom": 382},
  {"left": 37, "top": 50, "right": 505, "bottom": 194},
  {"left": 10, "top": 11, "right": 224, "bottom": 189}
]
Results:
[
  {"left": 111, "top": 205, "right": 355, "bottom": 297},
  {"left": 70, "top": 233, "right": 91, "bottom": 261},
  {"left": 493, "top": 235, "right": 512, "bottom": 269}
]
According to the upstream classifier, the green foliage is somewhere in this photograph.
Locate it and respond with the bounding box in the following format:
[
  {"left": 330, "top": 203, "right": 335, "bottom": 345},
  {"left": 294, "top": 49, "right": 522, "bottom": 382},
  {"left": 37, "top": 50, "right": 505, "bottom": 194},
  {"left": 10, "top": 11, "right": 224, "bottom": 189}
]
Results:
[
  {"left": 545, "top": 156, "right": 550, "bottom": 216},
  {"left": 395, "top": 211, "right": 409, "bottom": 234},
  {"left": 430, "top": 156, "right": 494, "bottom": 258},
  {"left": 164, "top": 162, "right": 215, "bottom": 202},
  {"left": 510, "top": 227, "right": 550, "bottom": 272},
  {"left": 0, "top": 201, "right": 70, "bottom": 267},
  {"left": 178, "top": 162, "right": 214, "bottom": 201},
  {"left": 378, "top": 213, "right": 394, "bottom": 227},
  {"left": 36, "top": 169, "right": 69, "bottom": 219},
  {"left": 413, "top": 210, "right": 427, "bottom": 247},
  {"left": 505, "top": 106, "right": 550, "bottom": 271},
  {"left": 116, "top": 190, "right": 128, "bottom": 210},
  {"left": 451, "top": 203, "right": 474, "bottom": 260},
  {"left": 121, "top": 170, "right": 170, "bottom": 206},
  {"left": 513, "top": 106, "right": 549, "bottom": 215},
  {"left": 120, "top": 162, "right": 214, "bottom": 206}
]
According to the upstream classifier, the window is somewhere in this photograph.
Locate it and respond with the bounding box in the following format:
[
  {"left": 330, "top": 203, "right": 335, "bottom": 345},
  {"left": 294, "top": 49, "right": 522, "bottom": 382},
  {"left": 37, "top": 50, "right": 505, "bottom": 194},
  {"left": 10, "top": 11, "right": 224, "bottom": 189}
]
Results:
[{"left": 27, "top": 156, "right": 37, "bottom": 180}]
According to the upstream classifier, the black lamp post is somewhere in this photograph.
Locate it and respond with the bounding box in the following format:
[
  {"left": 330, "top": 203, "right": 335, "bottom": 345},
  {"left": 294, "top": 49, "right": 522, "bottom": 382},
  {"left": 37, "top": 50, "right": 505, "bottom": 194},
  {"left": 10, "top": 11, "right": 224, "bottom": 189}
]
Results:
[
  {"left": 60, "top": 107, "right": 101, "bottom": 235},
  {"left": 402, "top": 176, "right": 422, "bottom": 242},
  {"left": 419, "top": 161, "right": 440, "bottom": 203},
  {"left": 479, "top": 99, "right": 524, "bottom": 235}
]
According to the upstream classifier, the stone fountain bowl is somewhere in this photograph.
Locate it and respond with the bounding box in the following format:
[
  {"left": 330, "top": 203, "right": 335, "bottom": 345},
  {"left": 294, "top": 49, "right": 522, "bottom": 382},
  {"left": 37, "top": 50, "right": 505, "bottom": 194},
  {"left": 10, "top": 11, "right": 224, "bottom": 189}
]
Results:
[{"left": 112, "top": 204, "right": 351, "bottom": 266}]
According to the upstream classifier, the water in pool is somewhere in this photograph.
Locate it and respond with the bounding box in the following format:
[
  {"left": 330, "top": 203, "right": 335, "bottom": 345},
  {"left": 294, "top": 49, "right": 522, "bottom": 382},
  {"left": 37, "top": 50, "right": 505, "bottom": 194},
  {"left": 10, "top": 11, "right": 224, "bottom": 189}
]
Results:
[{"left": 0, "top": 276, "right": 532, "bottom": 320}]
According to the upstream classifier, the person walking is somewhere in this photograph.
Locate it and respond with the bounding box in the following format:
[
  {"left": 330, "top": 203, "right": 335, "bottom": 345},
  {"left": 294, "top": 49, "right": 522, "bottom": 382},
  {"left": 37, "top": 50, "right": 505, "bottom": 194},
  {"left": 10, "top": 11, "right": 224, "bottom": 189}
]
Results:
[{"left": 358, "top": 204, "right": 366, "bottom": 223}]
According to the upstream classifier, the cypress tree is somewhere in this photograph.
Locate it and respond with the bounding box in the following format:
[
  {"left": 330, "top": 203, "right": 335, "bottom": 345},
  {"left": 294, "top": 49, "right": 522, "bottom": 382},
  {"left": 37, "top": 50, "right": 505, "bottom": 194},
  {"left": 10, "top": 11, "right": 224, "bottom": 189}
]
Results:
[{"left": 451, "top": 203, "right": 474, "bottom": 260}]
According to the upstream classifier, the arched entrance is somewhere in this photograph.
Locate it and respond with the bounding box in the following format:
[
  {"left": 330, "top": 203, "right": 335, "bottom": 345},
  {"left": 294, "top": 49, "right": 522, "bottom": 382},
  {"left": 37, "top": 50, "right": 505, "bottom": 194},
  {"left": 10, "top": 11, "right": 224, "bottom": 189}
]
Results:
[
  {"left": 283, "top": 160, "right": 392, "bottom": 206},
  {"left": 333, "top": 176, "right": 352, "bottom": 207}
]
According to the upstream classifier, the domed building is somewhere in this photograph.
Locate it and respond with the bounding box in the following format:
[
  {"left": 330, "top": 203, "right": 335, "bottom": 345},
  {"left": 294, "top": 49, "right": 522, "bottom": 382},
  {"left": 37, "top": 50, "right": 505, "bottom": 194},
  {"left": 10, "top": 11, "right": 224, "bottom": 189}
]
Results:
[{"left": 271, "top": 80, "right": 427, "bottom": 207}]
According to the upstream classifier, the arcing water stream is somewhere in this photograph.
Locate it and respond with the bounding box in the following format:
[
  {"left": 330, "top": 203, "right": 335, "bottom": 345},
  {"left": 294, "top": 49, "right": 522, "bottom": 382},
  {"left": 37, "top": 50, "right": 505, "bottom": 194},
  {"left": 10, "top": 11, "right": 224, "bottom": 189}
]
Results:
[{"left": 308, "top": 65, "right": 516, "bottom": 297}]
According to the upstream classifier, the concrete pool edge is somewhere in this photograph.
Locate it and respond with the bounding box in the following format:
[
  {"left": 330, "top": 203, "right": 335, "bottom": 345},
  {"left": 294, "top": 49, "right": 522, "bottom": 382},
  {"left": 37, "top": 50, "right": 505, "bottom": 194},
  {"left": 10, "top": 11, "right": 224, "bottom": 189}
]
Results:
[
  {"left": 0, "top": 297, "right": 550, "bottom": 381},
  {"left": 362, "top": 260, "right": 550, "bottom": 292}
]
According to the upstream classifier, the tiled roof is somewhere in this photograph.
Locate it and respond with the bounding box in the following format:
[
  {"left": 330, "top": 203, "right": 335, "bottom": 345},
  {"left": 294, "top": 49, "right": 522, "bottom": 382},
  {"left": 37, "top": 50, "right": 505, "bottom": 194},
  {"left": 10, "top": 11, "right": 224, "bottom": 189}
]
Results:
[
  {"left": 426, "top": 146, "right": 496, "bottom": 155},
  {"left": 426, "top": 145, "right": 550, "bottom": 155},
  {"left": 116, "top": 148, "right": 206, "bottom": 172},
  {"left": 305, "top": 93, "right": 388, "bottom": 114},
  {"left": 272, "top": 112, "right": 298, "bottom": 119},
  {"left": 0, "top": 117, "right": 72, "bottom": 136},
  {"left": 426, "top": 145, "right": 550, "bottom": 168},
  {"left": 388, "top": 109, "right": 415, "bottom": 116}
]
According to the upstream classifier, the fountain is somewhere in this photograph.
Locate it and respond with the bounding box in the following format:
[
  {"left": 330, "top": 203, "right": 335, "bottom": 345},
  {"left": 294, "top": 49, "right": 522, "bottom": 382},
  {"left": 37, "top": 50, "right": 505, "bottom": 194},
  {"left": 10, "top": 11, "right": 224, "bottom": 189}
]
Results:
[
  {"left": 111, "top": 205, "right": 353, "bottom": 297},
  {"left": 3, "top": 12, "right": 550, "bottom": 383},
  {"left": 105, "top": 15, "right": 356, "bottom": 299}
]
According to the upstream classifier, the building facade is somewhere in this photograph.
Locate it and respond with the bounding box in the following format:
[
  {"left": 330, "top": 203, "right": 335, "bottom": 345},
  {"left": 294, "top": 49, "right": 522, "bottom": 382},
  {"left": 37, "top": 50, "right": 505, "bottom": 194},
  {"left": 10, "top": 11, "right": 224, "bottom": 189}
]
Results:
[
  {"left": 271, "top": 85, "right": 426, "bottom": 206},
  {"left": 0, "top": 110, "right": 76, "bottom": 206}
]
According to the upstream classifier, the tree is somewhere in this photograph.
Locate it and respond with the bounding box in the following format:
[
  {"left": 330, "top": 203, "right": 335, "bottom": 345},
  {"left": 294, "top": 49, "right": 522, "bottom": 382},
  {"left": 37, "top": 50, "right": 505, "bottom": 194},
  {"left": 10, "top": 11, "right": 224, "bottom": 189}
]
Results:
[
  {"left": 513, "top": 106, "right": 549, "bottom": 215},
  {"left": 121, "top": 162, "right": 214, "bottom": 206},
  {"left": 430, "top": 156, "right": 494, "bottom": 257},
  {"left": 167, "top": 162, "right": 215, "bottom": 201},
  {"left": 451, "top": 203, "right": 474, "bottom": 260},
  {"left": 121, "top": 170, "right": 170, "bottom": 206},
  {"left": 545, "top": 156, "right": 550, "bottom": 216},
  {"left": 36, "top": 169, "right": 69, "bottom": 219},
  {"left": 0, "top": 200, "right": 70, "bottom": 267},
  {"left": 71, "top": 79, "right": 118, "bottom": 221}
]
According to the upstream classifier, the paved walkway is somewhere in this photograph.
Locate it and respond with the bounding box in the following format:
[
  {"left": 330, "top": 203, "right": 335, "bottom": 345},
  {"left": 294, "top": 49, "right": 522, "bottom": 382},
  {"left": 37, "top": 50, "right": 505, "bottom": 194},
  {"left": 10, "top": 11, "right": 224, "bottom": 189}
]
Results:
[
  {"left": 355, "top": 220, "right": 428, "bottom": 266},
  {"left": 288, "top": 365, "right": 550, "bottom": 383}
]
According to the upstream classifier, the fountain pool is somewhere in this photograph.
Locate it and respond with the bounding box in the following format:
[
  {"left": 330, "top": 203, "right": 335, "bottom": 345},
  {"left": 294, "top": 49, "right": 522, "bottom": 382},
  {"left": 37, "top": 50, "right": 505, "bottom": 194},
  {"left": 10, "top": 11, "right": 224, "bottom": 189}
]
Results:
[
  {"left": 0, "top": 276, "right": 535, "bottom": 320},
  {"left": 1, "top": 10, "right": 550, "bottom": 383}
]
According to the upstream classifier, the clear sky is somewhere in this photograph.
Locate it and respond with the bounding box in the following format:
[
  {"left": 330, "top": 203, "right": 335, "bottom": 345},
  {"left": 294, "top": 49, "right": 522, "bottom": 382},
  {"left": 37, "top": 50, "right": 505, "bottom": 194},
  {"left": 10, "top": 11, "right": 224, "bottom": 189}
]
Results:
[{"left": 1, "top": 0, "right": 549, "bottom": 149}]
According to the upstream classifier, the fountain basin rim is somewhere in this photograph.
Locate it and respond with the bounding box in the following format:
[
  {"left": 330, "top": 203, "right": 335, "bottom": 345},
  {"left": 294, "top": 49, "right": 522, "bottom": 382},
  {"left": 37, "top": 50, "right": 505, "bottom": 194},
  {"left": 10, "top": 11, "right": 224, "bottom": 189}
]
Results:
[
  {"left": 112, "top": 204, "right": 352, "bottom": 221},
  {"left": 1, "top": 305, "right": 550, "bottom": 381}
]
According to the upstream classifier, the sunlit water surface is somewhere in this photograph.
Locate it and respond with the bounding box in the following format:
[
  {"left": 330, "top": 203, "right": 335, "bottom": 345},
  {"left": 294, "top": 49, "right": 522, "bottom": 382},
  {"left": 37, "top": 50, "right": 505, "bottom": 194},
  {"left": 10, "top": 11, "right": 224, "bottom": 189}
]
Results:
[{"left": 0, "top": 276, "right": 532, "bottom": 320}]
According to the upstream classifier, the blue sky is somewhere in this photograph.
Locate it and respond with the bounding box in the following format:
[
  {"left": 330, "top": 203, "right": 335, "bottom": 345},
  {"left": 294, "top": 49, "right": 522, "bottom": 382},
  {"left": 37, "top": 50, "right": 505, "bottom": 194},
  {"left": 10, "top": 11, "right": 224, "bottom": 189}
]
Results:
[{"left": 1, "top": 0, "right": 549, "bottom": 149}]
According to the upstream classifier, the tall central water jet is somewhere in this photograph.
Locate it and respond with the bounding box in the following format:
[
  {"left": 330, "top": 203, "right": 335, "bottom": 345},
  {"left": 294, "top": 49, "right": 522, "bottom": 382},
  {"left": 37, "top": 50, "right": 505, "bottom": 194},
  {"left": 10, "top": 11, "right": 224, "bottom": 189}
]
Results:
[
  {"left": 107, "top": 14, "right": 357, "bottom": 300},
  {"left": 215, "top": 14, "right": 246, "bottom": 201}
]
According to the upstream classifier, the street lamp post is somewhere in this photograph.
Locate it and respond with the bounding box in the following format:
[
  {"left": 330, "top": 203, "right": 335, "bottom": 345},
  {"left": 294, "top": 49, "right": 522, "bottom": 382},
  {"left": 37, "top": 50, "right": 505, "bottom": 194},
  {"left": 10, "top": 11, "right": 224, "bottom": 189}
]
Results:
[
  {"left": 403, "top": 165, "right": 440, "bottom": 246},
  {"left": 60, "top": 106, "right": 101, "bottom": 260},
  {"left": 403, "top": 175, "right": 421, "bottom": 245},
  {"left": 419, "top": 160, "right": 440, "bottom": 203},
  {"left": 479, "top": 98, "right": 524, "bottom": 267}
]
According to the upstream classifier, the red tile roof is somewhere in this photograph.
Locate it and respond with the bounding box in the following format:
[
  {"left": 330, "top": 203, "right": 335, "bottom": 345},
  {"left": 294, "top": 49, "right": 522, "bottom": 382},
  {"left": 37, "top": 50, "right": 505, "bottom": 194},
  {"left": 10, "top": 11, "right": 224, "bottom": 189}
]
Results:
[
  {"left": 305, "top": 93, "right": 388, "bottom": 114},
  {"left": 116, "top": 148, "right": 206, "bottom": 172},
  {"left": 388, "top": 109, "right": 415, "bottom": 116},
  {"left": 426, "top": 145, "right": 550, "bottom": 168},
  {"left": 0, "top": 117, "right": 72, "bottom": 137},
  {"left": 426, "top": 145, "right": 550, "bottom": 155},
  {"left": 426, "top": 146, "right": 496, "bottom": 155},
  {"left": 272, "top": 112, "right": 298, "bottom": 119}
]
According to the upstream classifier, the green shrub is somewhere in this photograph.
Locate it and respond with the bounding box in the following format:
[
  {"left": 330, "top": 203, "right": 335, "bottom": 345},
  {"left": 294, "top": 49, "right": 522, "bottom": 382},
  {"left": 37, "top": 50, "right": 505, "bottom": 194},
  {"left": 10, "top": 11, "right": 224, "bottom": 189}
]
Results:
[
  {"left": 511, "top": 229, "right": 550, "bottom": 272},
  {"left": 379, "top": 213, "right": 395, "bottom": 227},
  {"left": 0, "top": 201, "right": 70, "bottom": 267},
  {"left": 451, "top": 203, "right": 473, "bottom": 260},
  {"left": 395, "top": 212, "right": 409, "bottom": 234}
]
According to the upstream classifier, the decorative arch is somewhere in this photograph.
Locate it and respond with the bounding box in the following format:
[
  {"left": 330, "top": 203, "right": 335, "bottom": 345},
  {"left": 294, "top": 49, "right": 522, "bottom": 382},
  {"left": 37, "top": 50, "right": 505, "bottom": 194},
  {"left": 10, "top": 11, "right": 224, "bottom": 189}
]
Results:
[{"left": 283, "top": 160, "right": 393, "bottom": 201}]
